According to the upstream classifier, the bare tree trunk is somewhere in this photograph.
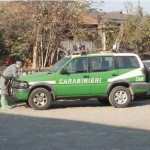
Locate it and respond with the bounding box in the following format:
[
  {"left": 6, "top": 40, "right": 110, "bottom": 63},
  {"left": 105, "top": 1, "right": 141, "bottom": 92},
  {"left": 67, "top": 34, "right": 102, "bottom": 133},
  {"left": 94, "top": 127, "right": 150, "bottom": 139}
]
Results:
[
  {"left": 32, "top": 26, "right": 40, "bottom": 69},
  {"left": 43, "top": 30, "right": 53, "bottom": 67},
  {"left": 32, "top": 45, "right": 37, "bottom": 69},
  {"left": 44, "top": 43, "right": 51, "bottom": 67},
  {"left": 115, "top": 22, "right": 124, "bottom": 52},
  {"left": 40, "top": 35, "right": 44, "bottom": 68},
  {"left": 102, "top": 25, "right": 106, "bottom": 51},
  {"left": 50, "top": 50, "right": 54, "bottom": 65},
  {"left": 98, "top": 15, "right": 106, "bottom": 51}
]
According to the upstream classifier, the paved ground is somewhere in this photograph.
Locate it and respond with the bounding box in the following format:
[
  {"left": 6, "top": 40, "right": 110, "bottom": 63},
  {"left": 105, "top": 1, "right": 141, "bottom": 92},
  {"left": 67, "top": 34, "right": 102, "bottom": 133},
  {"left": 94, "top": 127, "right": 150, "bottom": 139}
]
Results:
[{"left": 0, "top": 98, "right": 150, "bottom": 150}]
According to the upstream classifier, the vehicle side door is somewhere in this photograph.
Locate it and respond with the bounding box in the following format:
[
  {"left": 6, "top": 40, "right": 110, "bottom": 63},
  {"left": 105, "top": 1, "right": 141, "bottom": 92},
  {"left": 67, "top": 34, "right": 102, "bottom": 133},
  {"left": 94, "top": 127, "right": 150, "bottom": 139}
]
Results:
[
  {"left": 89, "top": 56, "right": 119, "bottom": 95},
  {"left": 55, "top": 57, "right": 91, "bottom": 97}
]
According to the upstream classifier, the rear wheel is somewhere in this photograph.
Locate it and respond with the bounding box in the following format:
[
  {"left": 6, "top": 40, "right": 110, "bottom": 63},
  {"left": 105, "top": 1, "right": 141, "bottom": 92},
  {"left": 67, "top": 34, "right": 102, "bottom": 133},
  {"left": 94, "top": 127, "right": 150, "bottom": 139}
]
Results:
[
  {"left": 109, "top": 86, "right": 131, "bottom": 108},
  {"left": 29, "top": 88, "right": 52, "bottom": 110}
]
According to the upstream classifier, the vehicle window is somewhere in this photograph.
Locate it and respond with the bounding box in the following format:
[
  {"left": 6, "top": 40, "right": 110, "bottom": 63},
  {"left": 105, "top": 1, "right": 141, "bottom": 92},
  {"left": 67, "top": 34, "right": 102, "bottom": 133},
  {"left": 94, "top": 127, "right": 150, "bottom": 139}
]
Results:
[
  {"left": 65, "top": 57, "right": 88, "bottom": 73},
  {"left": 116, "top": 56, "right": 140, "bottom": 69},
  {"left": 50, "top": 57, "right": 71, "bottom": 73},
  {"left": 90, "top": 56, "right": 115, "bottom": 72}
]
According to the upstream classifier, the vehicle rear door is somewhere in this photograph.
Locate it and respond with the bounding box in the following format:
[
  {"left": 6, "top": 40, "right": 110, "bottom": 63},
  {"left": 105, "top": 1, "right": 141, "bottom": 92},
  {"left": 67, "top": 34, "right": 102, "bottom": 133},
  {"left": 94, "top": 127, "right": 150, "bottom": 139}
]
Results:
[{"left": 89, "top": 56, "right": 119, "bottom": 95}]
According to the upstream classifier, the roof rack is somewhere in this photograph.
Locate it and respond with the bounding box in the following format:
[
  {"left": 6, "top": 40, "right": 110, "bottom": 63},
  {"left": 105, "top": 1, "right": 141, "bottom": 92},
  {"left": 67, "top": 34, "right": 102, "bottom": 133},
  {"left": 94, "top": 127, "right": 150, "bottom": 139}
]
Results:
[{"left": 72, "top": 50, "right": 88, "bottom": 55}]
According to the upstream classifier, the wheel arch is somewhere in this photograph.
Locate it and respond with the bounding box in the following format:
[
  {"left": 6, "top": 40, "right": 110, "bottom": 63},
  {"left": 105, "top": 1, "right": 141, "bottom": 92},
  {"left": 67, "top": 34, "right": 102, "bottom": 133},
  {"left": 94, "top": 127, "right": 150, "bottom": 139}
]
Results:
[
  {"left": 107, "top": 80, "right": 133, "bottom": 96},
  {"left": 28, "top": 82, "right": 56, "bottom": 100}
]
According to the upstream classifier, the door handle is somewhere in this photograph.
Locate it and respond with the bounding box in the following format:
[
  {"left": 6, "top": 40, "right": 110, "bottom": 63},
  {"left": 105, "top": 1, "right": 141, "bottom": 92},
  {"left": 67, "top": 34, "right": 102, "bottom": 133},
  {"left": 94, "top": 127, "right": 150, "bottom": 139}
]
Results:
[
  {"left": 112, "top": 73, "right": 118, "bottom": 76},
  {"left": 83, "top": 75, "right": 89, "bottom": 78}
]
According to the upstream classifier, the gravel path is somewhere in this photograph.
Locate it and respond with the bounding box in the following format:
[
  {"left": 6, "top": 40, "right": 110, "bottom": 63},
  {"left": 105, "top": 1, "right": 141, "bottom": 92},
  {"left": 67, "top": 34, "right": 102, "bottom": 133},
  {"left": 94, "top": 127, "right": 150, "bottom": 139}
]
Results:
[{"left": 0, "top": 99, "right": 150, "bottom": 150}]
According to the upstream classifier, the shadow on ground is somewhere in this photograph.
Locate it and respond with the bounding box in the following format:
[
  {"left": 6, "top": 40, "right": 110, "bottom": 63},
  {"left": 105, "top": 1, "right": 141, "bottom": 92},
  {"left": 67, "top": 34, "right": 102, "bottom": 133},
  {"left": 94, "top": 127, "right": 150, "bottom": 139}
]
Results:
[
  {"left": 0, "top": 112, "right": 150, "bottom": 150},
  {"left": 6, "top": 96, "right": 150, "bottom": 109}
]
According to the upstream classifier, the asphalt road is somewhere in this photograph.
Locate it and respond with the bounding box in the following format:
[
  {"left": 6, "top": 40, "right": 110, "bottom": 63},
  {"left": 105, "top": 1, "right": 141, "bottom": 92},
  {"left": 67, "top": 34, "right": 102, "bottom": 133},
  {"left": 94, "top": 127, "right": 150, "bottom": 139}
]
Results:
[{"left": 0, "top": 98, "right": 150, "bottom": 150}]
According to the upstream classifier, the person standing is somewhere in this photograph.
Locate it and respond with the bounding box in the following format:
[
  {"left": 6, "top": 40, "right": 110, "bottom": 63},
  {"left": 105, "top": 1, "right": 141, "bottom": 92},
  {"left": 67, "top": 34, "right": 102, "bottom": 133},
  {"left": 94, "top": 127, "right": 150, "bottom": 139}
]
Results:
[{"left": 0, "top": 61, "right": 23, "bottom": 109}]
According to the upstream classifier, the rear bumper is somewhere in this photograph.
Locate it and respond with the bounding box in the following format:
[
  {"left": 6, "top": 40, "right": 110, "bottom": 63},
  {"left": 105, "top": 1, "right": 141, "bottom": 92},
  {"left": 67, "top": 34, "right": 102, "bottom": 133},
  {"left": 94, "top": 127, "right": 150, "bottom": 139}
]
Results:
[{"left": 131, "top": 82, "right": 150, "bottom": 94}]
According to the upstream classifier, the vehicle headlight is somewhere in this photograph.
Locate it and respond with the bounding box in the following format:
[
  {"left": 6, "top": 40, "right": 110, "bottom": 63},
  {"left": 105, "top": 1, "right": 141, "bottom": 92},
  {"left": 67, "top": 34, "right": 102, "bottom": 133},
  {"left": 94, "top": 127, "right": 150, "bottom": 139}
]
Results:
[{"left": 13, "top": 81, "right": 29, "bottom": 88}]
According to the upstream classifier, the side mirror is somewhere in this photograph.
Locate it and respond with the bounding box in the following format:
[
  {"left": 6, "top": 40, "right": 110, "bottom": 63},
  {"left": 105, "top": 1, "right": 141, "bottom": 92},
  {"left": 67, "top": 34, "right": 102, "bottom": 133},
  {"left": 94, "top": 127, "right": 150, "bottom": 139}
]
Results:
[{"left": 60, "top": 68, "right": 68, "bottom": 74}]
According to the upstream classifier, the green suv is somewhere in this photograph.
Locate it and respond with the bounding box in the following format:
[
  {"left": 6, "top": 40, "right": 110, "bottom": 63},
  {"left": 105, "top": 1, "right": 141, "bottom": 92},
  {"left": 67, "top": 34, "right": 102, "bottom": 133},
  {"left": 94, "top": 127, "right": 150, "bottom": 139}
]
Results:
[{"left": 12, "top": 53, "right": 149, "bottom": 110}]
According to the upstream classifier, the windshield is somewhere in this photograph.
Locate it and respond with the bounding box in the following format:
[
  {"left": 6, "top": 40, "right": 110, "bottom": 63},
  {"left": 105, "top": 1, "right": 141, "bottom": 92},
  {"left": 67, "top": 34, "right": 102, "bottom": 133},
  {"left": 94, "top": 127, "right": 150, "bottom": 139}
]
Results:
[{"left": 49, "top": 57, "right": 71, "bottom": 73}]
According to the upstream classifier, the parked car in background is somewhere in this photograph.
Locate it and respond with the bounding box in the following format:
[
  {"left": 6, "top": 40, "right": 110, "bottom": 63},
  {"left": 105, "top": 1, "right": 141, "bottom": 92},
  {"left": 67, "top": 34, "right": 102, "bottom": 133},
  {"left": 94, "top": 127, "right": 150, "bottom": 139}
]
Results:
[
  {"left": 3, "top": 55, "right": 15, "bottom": 66},
  {"left": 142, "top": 60, "right": 150, "bottom": 69},
  {"left": 142, "top": 60, "right": 150, "bottom": 82},
  {"left": 142, "top": 60, "right": 150, "bottom": 97}
]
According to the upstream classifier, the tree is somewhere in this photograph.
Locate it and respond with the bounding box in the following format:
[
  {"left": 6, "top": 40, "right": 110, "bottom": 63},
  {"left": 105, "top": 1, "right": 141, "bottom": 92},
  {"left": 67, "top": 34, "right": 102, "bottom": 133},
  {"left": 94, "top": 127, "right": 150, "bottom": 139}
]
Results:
[
  {"left": 122, "top": 1, "right": 150, "bottom": 54},
  {"left": 0, "top": 1, "right": 104, "bottom": 68}
]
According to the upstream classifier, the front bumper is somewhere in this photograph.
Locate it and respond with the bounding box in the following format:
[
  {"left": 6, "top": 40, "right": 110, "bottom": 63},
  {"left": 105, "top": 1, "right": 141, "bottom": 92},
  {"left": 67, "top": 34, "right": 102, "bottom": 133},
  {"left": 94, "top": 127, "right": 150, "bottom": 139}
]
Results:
[{"left": 13, "top": 88, "right": 30, "bottom": 101}]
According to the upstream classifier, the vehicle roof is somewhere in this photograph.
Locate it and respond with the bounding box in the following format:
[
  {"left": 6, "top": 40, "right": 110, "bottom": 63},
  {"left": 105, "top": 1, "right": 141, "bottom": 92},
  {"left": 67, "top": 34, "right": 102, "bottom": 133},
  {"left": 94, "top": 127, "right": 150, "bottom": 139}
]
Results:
[{"left": 69, "top": 53, "right": 138, "bottom": 58}]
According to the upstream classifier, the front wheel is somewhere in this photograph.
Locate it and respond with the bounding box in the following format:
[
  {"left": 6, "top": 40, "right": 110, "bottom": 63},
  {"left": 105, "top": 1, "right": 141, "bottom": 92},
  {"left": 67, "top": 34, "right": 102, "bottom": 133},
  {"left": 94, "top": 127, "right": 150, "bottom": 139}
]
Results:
[
  {"left": 28, "top": 88, "right": 52, "bottom": 110},
  {"left": 109, "top": 86, "right": 131, "bottom": 108}
]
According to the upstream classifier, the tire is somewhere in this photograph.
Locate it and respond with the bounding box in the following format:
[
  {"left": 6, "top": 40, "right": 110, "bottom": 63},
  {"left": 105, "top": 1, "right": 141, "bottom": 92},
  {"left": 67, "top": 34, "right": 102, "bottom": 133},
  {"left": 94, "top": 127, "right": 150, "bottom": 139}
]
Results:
[
  {"left": 109, "top": 86, "right": 131, "bottom": 108},
  {"left": 28, "top": 88, "right": 52, "bottom": 110},
  {"left": 98, "top": 98, "right": 110, "bottom": 105}
]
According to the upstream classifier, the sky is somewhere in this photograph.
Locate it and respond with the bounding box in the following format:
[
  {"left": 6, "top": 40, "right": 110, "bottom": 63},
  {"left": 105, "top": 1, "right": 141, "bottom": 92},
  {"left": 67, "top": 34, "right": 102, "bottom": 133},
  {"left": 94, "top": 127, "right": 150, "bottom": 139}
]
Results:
[{"left": 92, "top": 0, "right": 150, "bottom": 14}]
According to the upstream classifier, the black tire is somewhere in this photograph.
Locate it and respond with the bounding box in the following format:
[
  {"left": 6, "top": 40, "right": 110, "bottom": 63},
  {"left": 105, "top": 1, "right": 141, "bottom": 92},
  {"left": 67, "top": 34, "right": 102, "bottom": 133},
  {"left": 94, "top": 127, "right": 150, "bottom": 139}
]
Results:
[
  {"left": 25, "top": 102, "right": 30, "bottom": 108},
  {"left": 28, "top": 88, "right": 52, "bottom": 110},
  {"left": 98, "top": 98, "right": 110, "bottom": 105},
  {"left": 109, "top": 86, "right": 131, "bottom": 108}
]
